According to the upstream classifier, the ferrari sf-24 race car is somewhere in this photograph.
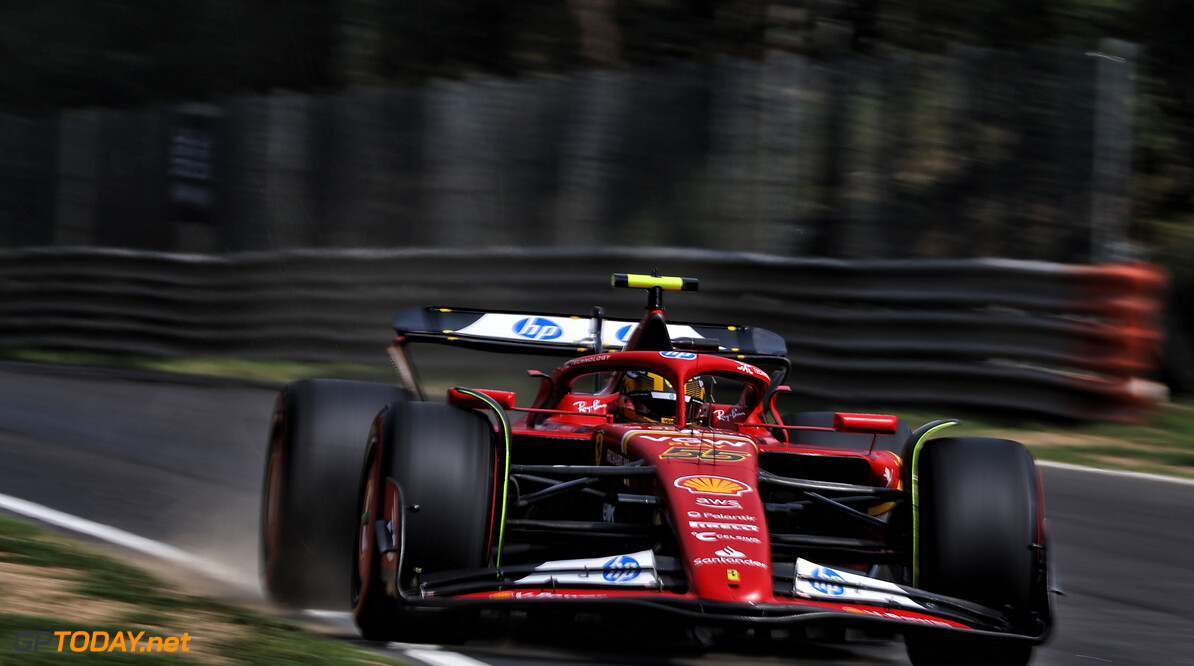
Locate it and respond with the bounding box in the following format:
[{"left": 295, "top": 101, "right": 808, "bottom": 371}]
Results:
[{"left": 261, "top": 273, "right": 1054, "bottom": 665}]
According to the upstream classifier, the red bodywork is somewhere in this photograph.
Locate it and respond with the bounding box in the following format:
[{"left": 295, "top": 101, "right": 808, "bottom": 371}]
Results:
[
  {"left": 442, "top": 339, "right": 920, "bottom": 620},
  {"left": 386, "top": 299, "right": 1051, "bottom": 645}
]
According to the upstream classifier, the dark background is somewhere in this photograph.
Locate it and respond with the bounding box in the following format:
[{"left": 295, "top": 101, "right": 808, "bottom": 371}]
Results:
[{"left": 2, "top": 0, "right": 1193, "bottom": 392}]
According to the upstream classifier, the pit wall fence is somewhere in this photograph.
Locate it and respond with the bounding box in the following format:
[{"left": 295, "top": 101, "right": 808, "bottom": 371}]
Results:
[{"left": 0, "top": 247, "right": 1167, "bottom": 422}]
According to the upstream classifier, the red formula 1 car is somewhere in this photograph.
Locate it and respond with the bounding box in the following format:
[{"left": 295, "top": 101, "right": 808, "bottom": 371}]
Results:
[{"left": 261, "top": 274, "right": 1054, "bottom": 665}]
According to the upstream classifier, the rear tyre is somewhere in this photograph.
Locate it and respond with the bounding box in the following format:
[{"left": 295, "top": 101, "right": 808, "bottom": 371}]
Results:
[
  {"left": 353, "top": 401, "right": 496, "bottom": 643},
  {"left": 904, "top": 437, "right": 1042, "bottom": 666},
  {"left": 260, "top": 379, "right": 411, "bottom": 608}
]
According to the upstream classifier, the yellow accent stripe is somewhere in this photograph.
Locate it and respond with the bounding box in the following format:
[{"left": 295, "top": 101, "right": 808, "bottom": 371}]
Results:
[
  {"left": 628, "top": 275, "right": 684, "bottom": 290},
  {"left": 455, "top": 388, "right": 512, "bottom": 569},
  {"left": 612, "top": 273, "right": 695, "bottom": 290},
  {"left": 910, "top": 420, "right": 960, "bottom": 588}
]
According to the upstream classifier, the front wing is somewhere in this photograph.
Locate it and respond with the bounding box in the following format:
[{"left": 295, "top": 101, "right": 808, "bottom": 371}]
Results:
[{"left": 395, "top": 553, "right": 1053, "bottom": 645}]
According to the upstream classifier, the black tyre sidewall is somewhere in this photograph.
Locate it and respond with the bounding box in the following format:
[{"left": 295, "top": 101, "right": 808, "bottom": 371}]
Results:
[
  {"left": 351, "top": 415, "right": 400, "bottom": 639},
  {"left": 352, "top": 401, "right": 496, "bottom": 642},
  {"left": 385, "top": 401, "right": 496, "bottom": 580},
  {"left": 260, "top": 379, "right": 411, "bottom": 608},
  {"left": 916, "top": 437, "right": 1039, "bottom": 616}
]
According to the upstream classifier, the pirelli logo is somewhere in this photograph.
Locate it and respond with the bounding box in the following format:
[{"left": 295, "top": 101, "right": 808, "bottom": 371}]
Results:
[{"left": 688, "top": 521, "right": 759, "bottom": 532}]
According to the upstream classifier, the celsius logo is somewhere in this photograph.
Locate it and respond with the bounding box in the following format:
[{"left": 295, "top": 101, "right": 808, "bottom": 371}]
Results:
[
  {"left": 659, "top": 351, "right": 697, "bottom": 360},
  {"left": 616, "top": 324, "right": 634, "bottom": 343},
  {"left": 513, "top": 317, "right": 562, "bottom": 340},
  {"left": 602, "top": 555, "right": 641, "bottom": 582},
  {"left": 810, "top": 566, "right": 846, "bottom": 596}
]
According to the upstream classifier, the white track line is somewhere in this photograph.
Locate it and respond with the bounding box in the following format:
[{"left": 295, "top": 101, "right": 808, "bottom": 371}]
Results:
[
  {"left": 1037, "top": 461, "right": 1194, "bottom": 486},
  {"left": 0, "top": 492, "right": 493, "bottom": 665},
  {"left": 5, "top": 465, "right": 1188, "bottom": 666},
  {"left": 397, "top": 646, "right": 494, "bottom": 666},
  {"left": 0, "top": 491, "right": 252, "bottom": 586}
]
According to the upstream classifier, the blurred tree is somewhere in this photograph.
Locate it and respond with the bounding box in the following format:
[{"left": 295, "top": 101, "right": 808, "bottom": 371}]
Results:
[
  {"left": 2, "top": 0, "right": 1193, "bottom": 242},
  {"left": 370, "top": 0, "right": 579, "bottom": 81},
  {"left": 570, "top": 0, "right": 622, "bottom": 66},
  {"left": 0, "top": 0, "right": 340, "bottom": 110}
]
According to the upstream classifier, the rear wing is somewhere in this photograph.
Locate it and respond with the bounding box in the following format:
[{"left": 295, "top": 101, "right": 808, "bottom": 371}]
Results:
[{"left": 391, "top": 306, "right": 788, "bottom": 358}]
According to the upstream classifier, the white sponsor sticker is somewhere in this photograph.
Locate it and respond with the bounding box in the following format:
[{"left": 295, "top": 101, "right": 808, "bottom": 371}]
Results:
[
  {"left": 794, "top": 559, "right": 923, "bottom": 609},
  {"left": 515, "top": 550, "right": 659, "bottom": 587},
  {"left": 457, "top": 314, "right": 590, "bottom": 344},
  {"left": 686, "top": 511, "right": 755, "bottom": 522},
  {"left": 695, "top": 497, "right": 743, "bottom": 510},
  {"left": 691, "top": 531, "right": 762, "bottom": 544},
  {"left": 572, "top": 399, "right": 608, "bottom": 414},
  {"left": 689, "top": 521, "right": 759, "bottom": 532},
  {"left": 451, "top": 314, "right": 708, "bottom": 350},
  {"left": 693, "top": 556, "right": 767, "bottom": 569}
]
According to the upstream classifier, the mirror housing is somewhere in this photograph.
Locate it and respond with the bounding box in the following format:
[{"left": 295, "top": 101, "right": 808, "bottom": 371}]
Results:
[{"left": 447, "top": 388, "right": 516, "bottom": 410}]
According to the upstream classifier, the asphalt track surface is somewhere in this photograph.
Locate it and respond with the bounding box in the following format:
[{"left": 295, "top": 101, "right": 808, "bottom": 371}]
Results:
[{"left": 1, "top": 362, "right": 1192, "bottom": 665}]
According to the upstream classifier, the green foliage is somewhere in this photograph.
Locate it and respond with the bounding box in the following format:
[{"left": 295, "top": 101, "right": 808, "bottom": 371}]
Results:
[{"left": 0, "top": 515, "right": 404, "bottom": 665}]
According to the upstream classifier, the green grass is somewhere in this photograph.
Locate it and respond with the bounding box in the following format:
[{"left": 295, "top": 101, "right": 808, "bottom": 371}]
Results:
[
  {"left": 0, "top": 515, "right": 404, "bottom": 665},
  {"left": 878, "top": 403, "right": 1194, "bottom": 480},
  {"left": 771, "top": 395, "right": 1194, "bottom": 481}
]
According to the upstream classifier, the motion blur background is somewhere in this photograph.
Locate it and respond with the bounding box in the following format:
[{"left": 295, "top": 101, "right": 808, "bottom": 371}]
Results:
[{"left": 0, "top": 0, "right": 1191, "bottom": 417}]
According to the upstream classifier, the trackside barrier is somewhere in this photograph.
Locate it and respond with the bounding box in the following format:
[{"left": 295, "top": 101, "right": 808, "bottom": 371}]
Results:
[{"left": 0, "top": 247, "right": 1168, "bottom": 421}]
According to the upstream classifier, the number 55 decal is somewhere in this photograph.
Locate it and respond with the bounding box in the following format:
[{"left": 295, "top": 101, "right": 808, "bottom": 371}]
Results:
[{"left": 659, "top": 446, "right": 750, "bottom": 462}]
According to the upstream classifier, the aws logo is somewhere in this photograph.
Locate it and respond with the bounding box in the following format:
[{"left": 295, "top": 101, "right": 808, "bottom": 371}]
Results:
[{"left": 513, "top": 317, "right": 563, "bottom": 340}]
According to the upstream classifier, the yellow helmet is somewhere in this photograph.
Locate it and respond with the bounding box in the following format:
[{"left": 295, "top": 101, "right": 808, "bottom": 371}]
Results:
[{"left": 620, "top": 371, "right": 707, "bottom": 423}]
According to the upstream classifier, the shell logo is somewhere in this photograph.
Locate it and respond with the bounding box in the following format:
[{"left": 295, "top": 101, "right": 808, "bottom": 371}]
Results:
[{"left": 674, "top": 475, "right": 752, "bottom": 496}]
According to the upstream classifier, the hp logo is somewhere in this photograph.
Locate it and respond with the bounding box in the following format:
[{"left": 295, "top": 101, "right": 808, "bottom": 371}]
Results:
[
  {"left": 513, "top": 317, "right": 563, "bottom": 341},
  {"left": 810, "top": 566, "right": 846, "bottom": 595},
  {"left": 602, "top": 555, "right": 641, "bottom": 582}
]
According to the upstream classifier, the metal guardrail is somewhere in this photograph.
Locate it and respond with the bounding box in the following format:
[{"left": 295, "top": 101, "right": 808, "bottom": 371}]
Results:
[{"left": 0, "top": 247, "right": 1168, "bottom": 421}]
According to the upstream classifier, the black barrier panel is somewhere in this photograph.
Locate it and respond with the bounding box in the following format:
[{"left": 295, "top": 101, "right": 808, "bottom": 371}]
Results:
[{"left": 0, "top": 248, "right": 1167, "bottom": 421}]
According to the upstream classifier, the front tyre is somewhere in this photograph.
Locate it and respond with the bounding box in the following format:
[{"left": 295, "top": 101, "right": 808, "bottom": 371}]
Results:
[
  {"left": 904, "top": 437, "right": 1045, "bottom": 666},
  {"left": 353, "top": 401, "right": 496, "bottom": 643}
]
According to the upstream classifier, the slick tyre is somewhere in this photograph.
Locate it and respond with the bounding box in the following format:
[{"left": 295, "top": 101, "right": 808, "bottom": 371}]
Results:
[
  {"left": 904, "top": 437, "right": 1042, "bottom": 666},
  {"left": 260, "top": 379, "right": 411, "bottom": 609},
  {"left": 353, "top": 401, "right": 496, "bottom": 643}
]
